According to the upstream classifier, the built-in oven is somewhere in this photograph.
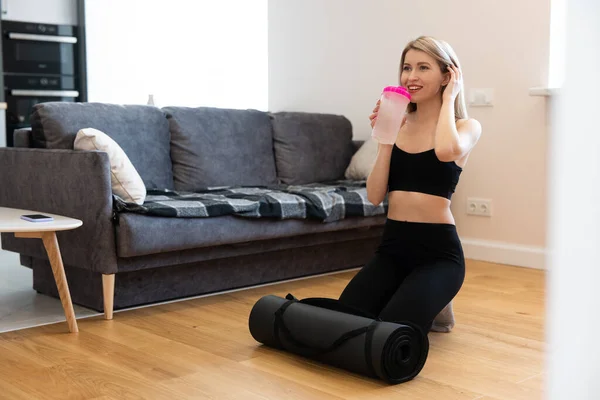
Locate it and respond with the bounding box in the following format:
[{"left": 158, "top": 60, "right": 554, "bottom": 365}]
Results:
[
  {"left": 4, "top": 75, "right": 79, "bottom": 147},
  {"left": 2, "top": 20, "right": 81, "bottom": 147},
  {"left": 2, "top": 20, "right": 78, "bottom": 76}
]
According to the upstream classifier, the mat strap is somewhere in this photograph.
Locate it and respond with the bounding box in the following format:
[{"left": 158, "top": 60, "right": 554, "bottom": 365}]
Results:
[{"left": 272, "top": 293, "right": 380, "bottom": 378}]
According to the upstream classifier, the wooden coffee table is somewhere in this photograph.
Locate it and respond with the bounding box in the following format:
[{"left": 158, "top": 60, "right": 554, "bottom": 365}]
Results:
[{"left": 0, "top": 207, "right": 82, "bottom": 333}]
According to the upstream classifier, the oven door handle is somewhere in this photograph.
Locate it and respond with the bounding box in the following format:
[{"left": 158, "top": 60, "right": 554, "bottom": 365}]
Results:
[
  {"left": 8, "top": 32, "right": 78, "bottom": 44},
  {"left": 11, "top": 90, "right": 80, "bottom": 97}
]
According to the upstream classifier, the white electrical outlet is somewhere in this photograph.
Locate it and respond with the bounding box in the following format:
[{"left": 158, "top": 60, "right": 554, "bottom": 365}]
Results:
[
  {"left": 468, "top": 88, "right": 494, "bottom": 107},
  {"left": 466, "top": 198, "right": 492, "bottom": 217}
]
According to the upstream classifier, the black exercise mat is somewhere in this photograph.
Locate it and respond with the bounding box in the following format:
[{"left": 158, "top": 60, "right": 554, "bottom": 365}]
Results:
[{"left": 248, "top": 293, "right": 429, "bottom": 384}]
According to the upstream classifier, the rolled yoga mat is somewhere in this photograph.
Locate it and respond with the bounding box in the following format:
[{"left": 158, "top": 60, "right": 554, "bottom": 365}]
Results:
[{"left": 248, "top": 293, "right": 429, "bottom": 384}]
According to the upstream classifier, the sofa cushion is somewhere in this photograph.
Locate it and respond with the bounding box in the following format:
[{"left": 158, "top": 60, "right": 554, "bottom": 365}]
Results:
[
  {"left": 345, "top": 138, "right": 378, "bottom": 180},
  {"left": 30, "top": 102, "right": 173, "bottom": 189},
  {"left": 270, "top": 112, "right": 355, "bottom": 184},
  {"left": 115, "top": 213, "right": 386, "bottom": 258},
  {"left": 163, "top": 106, "right": 278, "bottom": 190},
  {"left": 74, "top": 128, "right": 146, "bottom": 205}
]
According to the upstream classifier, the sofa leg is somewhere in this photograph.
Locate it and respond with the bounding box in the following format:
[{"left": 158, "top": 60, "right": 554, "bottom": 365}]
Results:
[{"left": 102, "top": 274, "right": 115, "bottom": 320}]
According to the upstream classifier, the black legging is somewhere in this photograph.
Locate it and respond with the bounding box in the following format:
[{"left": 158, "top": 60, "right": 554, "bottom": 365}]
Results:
[{"left": 338, "top": 218, "right": 465, "bottom": 332}]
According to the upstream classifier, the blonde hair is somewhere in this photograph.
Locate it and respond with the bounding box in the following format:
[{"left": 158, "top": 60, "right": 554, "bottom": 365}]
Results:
[{"left": 399, "top": 36, "right": 468, "bottom": 120}]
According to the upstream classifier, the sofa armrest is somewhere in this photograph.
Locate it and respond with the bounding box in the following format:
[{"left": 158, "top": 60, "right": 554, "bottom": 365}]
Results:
[
  {"left": 0, "top": 147, "right": 118, "bottom": 274},
  {"left": 14, "top": 128, "right": 32, "bottom": 148}
]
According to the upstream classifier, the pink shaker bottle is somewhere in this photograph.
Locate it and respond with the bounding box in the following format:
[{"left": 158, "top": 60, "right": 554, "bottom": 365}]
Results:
[{"left": 371, "top": 86, "right": 411, "bottom": 145}]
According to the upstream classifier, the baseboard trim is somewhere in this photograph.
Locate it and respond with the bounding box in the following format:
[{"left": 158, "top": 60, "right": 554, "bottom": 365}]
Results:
[{"left": 461, "top": 238, "right": 546, "bottom": 270}]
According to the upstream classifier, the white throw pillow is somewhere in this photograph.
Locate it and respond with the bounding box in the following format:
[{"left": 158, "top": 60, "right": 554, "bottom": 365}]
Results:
[
  {"left": 74, "top": 128, "right": 146, "bottom": 205},
  {"left": 344, "top": 138, "right": 379, "bottom": 180}
]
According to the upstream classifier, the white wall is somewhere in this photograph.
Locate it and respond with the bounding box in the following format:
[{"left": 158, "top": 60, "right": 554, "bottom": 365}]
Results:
[
  {"left": 84, "top": 0, "right": 268, "bottom": 110},
  {"left": 546, "top": 0, "right": 600, "bottom": 396},
  {"left": 268, "top": 0, "right": 551, "bottom": 268},
  {"left": 1, "top": 0, "right": 78, "bottom": 25}
]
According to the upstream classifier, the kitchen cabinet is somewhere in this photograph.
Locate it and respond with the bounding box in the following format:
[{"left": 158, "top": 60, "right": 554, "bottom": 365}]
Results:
[{"left": 1, "top": 0, "right": 77, "bottom": 25}]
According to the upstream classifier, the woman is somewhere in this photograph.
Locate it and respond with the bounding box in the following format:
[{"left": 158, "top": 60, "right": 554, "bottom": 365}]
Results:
[{"left": 338, "top": 36, "right": 482, "bottom": 334}]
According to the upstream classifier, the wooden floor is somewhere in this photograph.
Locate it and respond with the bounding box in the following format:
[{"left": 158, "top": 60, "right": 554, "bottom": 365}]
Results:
[{"left": 0, "top": 260, "right": 545, "bottom": 400}]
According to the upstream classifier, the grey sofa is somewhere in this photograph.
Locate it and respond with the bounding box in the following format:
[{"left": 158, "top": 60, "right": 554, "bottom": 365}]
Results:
[{"left": 0, "top": 102, "right": 387, "bottom": 318}]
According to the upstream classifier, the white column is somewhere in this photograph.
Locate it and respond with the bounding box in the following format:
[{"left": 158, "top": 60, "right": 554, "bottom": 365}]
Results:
[
  {"left": 0, "top": 110, "right": 5, "bottom": 148},
  {"left": 546, "top": 0, "right": 600, "bottom": 397}
]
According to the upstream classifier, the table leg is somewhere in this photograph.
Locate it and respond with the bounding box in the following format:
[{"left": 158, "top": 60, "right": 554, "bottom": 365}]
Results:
[{"left": 41, "top": 231, "right": 79, "bottom": 333}]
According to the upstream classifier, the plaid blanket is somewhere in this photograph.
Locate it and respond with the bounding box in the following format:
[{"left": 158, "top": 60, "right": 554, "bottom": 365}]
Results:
[{"left": 112, "top": 180, "right": 388, "bottom": 223}]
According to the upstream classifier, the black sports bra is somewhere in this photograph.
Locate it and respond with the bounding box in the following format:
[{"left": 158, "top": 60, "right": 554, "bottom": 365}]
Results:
[{"left": 388, "top": 143, "right": 462, "bottom": 200}]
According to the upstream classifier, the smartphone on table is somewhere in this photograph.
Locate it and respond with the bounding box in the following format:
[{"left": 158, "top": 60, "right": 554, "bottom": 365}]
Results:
[{"left": 20, "top": 214, "right": 54, "bottom": 222}]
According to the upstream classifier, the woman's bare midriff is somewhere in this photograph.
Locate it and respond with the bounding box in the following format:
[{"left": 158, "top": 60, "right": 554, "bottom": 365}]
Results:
[{"left": 387, "top": 190, "right": 456, "bottom": 225}]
